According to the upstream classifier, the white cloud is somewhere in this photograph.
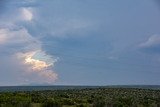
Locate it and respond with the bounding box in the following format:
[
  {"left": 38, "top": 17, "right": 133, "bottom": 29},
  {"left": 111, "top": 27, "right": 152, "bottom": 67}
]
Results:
[
  {"left": 25, "top": 52, "right": 52, "bottom": 71},
  {"left": 21, "top": 8, "right": 33, "bottom": 21},
  {"left": 139, "top": 35, "right": 160, "bottom": 48},
  {"left": 0, "top": 27, "right": 40, "bottom": 55},
  {"left": 0, "top": 7, "right": 34, "bottom": 26},
  {"left": 0, "top": 28, "right": 37, "bottom": 45},
  {"left": 17, "top": 51, "right": 58, "bottom": 83}
]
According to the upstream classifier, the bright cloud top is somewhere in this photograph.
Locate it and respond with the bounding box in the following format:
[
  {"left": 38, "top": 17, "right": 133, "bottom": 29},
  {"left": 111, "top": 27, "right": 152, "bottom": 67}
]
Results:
[
  {"left": 17, "top": 51, "right": 58, "bottom": 83},
  {"left": 25, "top": 51, "right": 52, "bottom": 71}
]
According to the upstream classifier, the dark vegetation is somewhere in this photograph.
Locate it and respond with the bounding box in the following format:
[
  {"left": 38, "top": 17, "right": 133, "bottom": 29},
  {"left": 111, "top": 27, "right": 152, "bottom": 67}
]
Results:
[{"left": 0, "top": 88, "right": 160, "bottom": 107}]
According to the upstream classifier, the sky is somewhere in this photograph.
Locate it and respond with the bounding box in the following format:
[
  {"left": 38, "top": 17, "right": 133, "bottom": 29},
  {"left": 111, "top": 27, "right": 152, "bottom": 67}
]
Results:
[{"left": 0, "top": 0, "right": 160, "bottom": 86}]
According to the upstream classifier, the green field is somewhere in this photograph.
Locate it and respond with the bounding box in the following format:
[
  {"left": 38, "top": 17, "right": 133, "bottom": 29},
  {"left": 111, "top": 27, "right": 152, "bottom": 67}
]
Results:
[{"left": 0, "top": 88, "right": 160, "bottom": 107}]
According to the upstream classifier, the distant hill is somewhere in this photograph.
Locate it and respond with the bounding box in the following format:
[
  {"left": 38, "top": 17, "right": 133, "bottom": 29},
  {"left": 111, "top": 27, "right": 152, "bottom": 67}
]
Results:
[{"left": 0, "top": 85, "right": 160, "bottom": 92}]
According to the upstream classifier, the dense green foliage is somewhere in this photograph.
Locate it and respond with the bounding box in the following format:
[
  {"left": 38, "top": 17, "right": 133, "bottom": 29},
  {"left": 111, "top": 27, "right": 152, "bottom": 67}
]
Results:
[{"left": 0, "top": 88, "right": 160, "bottom": 107}]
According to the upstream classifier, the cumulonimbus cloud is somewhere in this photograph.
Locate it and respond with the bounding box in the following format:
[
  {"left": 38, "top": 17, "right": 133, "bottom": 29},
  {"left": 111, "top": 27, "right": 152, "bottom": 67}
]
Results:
[
  {"left": 0, "top": 27, "right": 58, "bottom": 84},
  {"left": 0, "top": 1, "right": 58, "bottom": 85}
]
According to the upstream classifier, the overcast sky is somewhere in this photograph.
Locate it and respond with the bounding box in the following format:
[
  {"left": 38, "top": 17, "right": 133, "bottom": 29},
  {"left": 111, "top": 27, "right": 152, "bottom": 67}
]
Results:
[{"left": 0, "top": 0, "right": 160, "bottom": 86}]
